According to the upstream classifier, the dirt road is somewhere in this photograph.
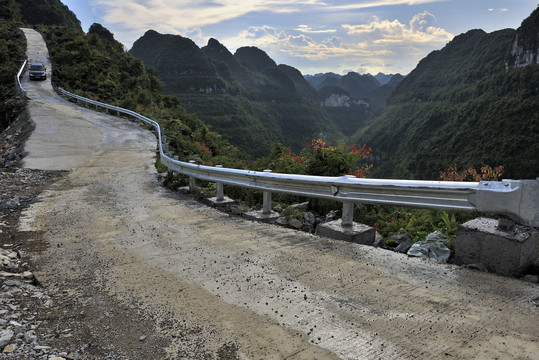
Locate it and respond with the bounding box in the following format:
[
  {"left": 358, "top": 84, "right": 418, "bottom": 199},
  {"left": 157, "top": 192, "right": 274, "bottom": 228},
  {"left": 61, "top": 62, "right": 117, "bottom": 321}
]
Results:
[{"left": 17, "top": 28, "right": 539, "bottom": 359}]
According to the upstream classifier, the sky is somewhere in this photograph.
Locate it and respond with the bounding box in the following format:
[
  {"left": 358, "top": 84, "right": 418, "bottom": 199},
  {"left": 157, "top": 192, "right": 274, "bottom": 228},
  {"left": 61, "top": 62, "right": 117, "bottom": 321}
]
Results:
[{"left": 61, "top": 0, "right": 538, "bottom": 76}]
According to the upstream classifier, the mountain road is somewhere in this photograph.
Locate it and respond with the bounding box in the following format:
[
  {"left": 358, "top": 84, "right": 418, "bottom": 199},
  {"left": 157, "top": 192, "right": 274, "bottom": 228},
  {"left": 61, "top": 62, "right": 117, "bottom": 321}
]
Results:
[{"left": 15, "top": 28, "right": 539, "bottom": 359}]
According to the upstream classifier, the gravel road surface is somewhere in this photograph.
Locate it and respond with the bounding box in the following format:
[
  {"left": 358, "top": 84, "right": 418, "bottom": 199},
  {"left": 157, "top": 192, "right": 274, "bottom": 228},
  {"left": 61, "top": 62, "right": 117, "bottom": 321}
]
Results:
[{"left": 11, "top": 28, "right": 539, "bottom": 359}]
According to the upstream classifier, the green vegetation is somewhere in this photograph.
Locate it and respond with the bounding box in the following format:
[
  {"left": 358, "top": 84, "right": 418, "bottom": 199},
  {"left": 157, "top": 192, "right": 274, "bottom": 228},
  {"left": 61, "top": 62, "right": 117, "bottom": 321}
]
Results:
[
  {"left": 0, "top": 25, "right": 26, "bottom": 131},
  {"left": 129, "top": 31, "right": 342, "bottom": 157},
  {"left": 0, "top": 0, "right": 26, "bottom": 132},
  {"left": 357, "top": 205, "right": 474, "bottom": 247},
  {"left": 17, "top": 0, "right": 81, "bottom": 31},
  {"left": 259, "top": 138, "right": 373, "bottom": 178},
  {"left": 322, "top": 106, "right": 371, "bottom": 135},
  {"left": 351, "top": 24, "right": 539, "bottom": 180},
  {"left": 281, "top": 206, "right": 305, "bottom": 222}
]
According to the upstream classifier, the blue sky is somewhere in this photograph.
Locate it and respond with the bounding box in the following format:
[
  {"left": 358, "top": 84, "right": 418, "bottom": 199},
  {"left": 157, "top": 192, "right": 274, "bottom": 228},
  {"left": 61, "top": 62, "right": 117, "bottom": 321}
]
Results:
[{"left": 62, "top": 0, "right": 538, "bottom": 75}]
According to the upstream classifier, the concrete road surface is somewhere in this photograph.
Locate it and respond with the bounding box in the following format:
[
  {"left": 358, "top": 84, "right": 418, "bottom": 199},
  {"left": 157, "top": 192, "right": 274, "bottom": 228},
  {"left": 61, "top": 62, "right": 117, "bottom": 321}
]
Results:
[{"left": 19, "top": 28, "right": 539, "bottom": 359}]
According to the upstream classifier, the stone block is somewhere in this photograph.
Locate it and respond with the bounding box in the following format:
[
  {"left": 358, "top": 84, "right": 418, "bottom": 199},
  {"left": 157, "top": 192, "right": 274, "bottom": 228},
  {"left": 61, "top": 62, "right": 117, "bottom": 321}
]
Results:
[
  {"left": 316, "top": 220, "right": 375, "bottom": 245},
  {"left": 455, "top": 217, "right": 539, "bottom": 277}
]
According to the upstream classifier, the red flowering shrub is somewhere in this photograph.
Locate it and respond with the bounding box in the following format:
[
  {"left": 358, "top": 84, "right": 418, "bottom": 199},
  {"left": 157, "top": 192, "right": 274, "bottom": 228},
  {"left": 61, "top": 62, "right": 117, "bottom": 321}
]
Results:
[
  {"left": 270, "top": 138, "right": 373, "bottom": 178},
  {"left": 439, "top": 163, "right": 504, "bottom": 181}
]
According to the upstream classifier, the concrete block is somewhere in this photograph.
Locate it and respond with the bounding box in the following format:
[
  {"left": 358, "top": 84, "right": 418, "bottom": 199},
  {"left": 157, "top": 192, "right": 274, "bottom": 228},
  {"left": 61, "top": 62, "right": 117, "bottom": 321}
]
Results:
[
  {"left": 204, "top": 196, "right": 236, "bottom": 209},
  {"left": 244, "top": 210, "right": 280, "bottom": 222},
  {"left": 316, "top": 220, "right": 375, "bottom": 245},
  {"left": 455, "top": 217, "right": 539, "bottom": 277}
]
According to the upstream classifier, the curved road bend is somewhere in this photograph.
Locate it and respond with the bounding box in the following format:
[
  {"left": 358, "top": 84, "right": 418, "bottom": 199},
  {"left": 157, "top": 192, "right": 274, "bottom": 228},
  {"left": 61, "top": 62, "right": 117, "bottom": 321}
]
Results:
[{"left": 19, "top": 28, "right": 539, "bottom": 359}]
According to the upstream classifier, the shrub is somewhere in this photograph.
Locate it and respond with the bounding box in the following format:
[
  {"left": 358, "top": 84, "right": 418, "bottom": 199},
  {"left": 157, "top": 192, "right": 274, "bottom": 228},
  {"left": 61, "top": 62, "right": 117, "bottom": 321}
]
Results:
[
  {"left": 264, "top": 138, "right": 373, "bottom": 178},
  {"left": 439, "top": 163, "right": 504, "bottom": 181}
]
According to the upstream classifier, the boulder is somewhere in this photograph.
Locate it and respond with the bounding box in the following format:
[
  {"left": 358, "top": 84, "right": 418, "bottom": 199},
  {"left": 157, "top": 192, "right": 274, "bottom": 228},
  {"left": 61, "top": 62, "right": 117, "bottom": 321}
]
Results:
[{"left": 288, "top": 219, "right": 303, "bottom": 229}]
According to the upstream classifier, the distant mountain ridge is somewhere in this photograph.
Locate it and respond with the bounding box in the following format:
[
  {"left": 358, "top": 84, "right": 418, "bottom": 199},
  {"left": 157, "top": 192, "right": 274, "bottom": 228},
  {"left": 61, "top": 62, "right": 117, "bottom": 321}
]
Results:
[
  {"left": 130, "top": 31, "right": 341, "bottom": 156},
  {"left": 304, "top": 72, "right": 404, "bottom": 134},
  {"left": 304, "top": 72, "right": 404, "bottom": 111},
  {"left": 350, "top": 6, "right": 539, "bottom": 180}
]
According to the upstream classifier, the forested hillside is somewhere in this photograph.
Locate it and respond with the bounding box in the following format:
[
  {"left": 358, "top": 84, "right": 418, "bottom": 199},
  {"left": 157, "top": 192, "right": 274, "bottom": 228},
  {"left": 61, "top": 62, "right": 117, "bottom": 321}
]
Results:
[
  {"left": 304, "top": 72, "right": 403, "bottom": 134},
  {"left": 17, "top": 0, "right": 81, "bottom": 30},
  {"left": 130, "top": 31, "right": 342, "bottom": 157},
  {"left": 0, "top": 0, "right": 26, "bottom": 132},
  {"left": 351, "top": 8, "right": 539, "bottom": 180}
]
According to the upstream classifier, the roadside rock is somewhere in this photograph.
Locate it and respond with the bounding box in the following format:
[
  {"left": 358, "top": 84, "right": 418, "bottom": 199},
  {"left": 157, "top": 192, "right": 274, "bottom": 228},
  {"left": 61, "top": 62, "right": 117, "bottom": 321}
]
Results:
[
  {"left": 0, "top": 329, "right": 14, "bottom": 348},
  {"left": 390, "top": 234, "right": 413, "bottom": 253},
  {"left": 304, "top": 212, "right": 316, "bottom": 225},
  {"left": 288, "top": 218, "right": 303, "bottom": 229},
  {"left": 325, "top": 210, "right": 337, "bottom": 221},
  {"left": 290, "top": 202, "right": 309, "bottom": 211}
]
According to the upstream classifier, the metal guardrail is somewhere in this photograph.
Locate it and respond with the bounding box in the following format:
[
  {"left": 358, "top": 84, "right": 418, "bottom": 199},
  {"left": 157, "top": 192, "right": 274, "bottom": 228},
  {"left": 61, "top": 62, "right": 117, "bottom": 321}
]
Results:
[
  {"left": 15, "top": 60, "right": 27, "bottom": 98},
  {"left": 57, "top": 87, "right": 539, "bottom": 228}
]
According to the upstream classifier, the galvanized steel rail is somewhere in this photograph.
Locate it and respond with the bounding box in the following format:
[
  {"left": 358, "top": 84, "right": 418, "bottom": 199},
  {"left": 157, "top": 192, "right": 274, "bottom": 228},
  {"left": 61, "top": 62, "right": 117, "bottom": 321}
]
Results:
[
  {"left": 15, "top": 60, "right": 27, "bottom": 98},
  {"left": 57, "top": 87, "right": 539, "bottom": 228}
]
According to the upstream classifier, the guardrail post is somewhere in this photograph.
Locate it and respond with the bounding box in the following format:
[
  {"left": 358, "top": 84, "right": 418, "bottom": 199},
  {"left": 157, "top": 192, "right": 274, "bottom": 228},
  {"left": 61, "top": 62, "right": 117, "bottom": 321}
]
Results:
[
  {"left": 341, "top": 202, "right": 354, "bottom": 227},
  {"left": 189, "top": 160, "right": 197, "bottom": 190},
  {"left": 215, "top": 165, "right": 224, "bottom": 201},
  {"left": 263, "top": 170, "right": 272, "bottom": 214}
]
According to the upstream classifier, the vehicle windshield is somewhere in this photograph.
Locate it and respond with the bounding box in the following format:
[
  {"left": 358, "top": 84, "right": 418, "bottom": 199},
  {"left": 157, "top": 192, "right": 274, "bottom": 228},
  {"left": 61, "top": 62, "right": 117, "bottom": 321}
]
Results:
[{"left": 30, "top": 64, "right": 44, "bottom": 70}]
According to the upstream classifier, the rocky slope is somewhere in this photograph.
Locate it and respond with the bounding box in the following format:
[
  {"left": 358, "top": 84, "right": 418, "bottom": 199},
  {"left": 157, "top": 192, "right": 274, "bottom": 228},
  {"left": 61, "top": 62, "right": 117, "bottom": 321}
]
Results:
[{"left": 506, "top": 6, "right": 539, "bottom": 68}]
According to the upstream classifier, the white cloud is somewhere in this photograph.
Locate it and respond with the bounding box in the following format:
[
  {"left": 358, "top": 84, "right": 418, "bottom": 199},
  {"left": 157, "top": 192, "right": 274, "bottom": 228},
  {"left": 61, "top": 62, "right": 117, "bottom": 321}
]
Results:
[
  {"left": 295, "top": 25, "right": 337, "bottom": 34},
  {"left": 343, "top": 11, "right": 453, "bottom": 45},
  {"left": 224, "top": 25, "right": 392, "bottom": 62},
  {"left": 92, "top": 0, "right": 328, "bottom": 32},
  {"left": 221, "top": 11, "right": 453, "bottom": 75},
  {"left": 488, "top": 8, "right": 509, "bottom": 13},
  {"left": 91, "top": 0, "right": 452, "bottom": 38},
  {"left": 328, "top": 0, "right": 448, "bottom": 11}
]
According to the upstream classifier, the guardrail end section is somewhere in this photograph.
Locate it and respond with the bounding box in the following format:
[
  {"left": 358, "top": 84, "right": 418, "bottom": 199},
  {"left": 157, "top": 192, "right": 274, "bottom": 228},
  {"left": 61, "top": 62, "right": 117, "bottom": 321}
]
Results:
[
  {"left": 517, "top": 179, "right": 539, "bottom": 227},
  {"left": 474, "top": 179, "right": 539, "bottom": 227}
]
